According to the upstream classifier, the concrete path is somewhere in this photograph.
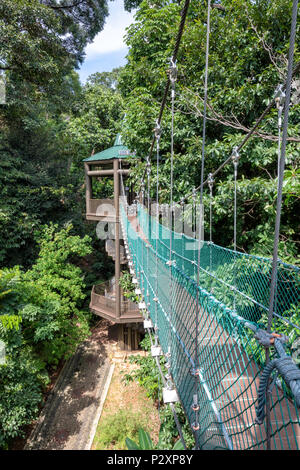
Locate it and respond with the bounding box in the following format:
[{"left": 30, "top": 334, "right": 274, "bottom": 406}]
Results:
[{"left": 25, "top": 321, "right": 115, "bottom": 450}]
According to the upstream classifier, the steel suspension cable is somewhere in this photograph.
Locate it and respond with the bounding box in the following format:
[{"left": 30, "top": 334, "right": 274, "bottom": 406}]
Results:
[
  {"left": 265, "top": 0, "right": 299, "bottom": 451},
  {"left": 193, "top": 0, "right": 211, "bottom": 450},
  {"left": 154, "top": 122, "right": 161, "bottom": 346},
  {"left": 168, "top": 59, "right": 177, "bottom": 380},
  {"left": 137, "top": 0, "right": 191, "bottom": 196}
]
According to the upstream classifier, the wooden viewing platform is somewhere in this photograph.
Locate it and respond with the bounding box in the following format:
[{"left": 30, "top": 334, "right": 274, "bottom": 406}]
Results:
[
  {"left": 86, "top": 198, "right": 116, "bottom": 221},
  {"left": 89, "top": 285, "right": 143, "bottom": 324}
]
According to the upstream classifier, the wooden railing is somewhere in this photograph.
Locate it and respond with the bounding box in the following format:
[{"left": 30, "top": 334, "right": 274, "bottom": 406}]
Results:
[
  {"left": 86, "top": 198, "right": 116, "bottom": 220},
  {"left": 105, "top": 240, "right": 126, "bottom": 263},
  {"left": 90, "top": 285, "right": 141, "bottom": 320}
]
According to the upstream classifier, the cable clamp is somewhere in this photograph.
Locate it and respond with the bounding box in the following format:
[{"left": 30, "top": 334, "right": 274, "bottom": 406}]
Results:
[
  {"left": 154, "top": 120, "right": 161, "bottom": 142},
  {"left": 165, "top": 349, "right": 171, "bottom": 359},
  {"left": 207, "top": 172, "right": 214, "bottom": 191},
  {"left": 191, "top": 422, "right": 200, "bottom": 431},
  {"left": 231, "top": 147, "right": 240, "bottom": 169},
  {"left": 192, "top": 188, "right": 197, "bottom": 202},
  {"left": 163, "top": 386, "right": 179, "bottom": 404},
  {"left": 254, "top": 328, "right": 288, "bottom": 348},
  {"left": 190, "top": 367, "right": 201, "bottom": 377},
  {"left": 169, "top": 58, "right": 177, "bottom": 83},
  {"left": 274, "top": 84, "right": 286, "bottom": 109},
  {"left": 143, "top": 318, "right": 153, "bottom": 329},
  {"left": 166, "top": 260, "right": 176, "bottom": 267},
  {"left": 191, "top": 394, "right": 200, "bottom": 412},
  {"left": 151, "top": 344, "right": 162, "bottom": 357}
]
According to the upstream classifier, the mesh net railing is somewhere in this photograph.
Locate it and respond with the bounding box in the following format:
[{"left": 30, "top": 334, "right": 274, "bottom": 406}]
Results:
[
  {"left": 120, "top": 200, "right": 300, "bottom": 450},
  {"left": 137, "top": 204, "right": 300, "bottom": 339}
]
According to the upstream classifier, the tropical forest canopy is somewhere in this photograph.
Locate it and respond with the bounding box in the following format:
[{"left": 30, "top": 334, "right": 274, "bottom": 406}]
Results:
[{"left": 0, "top": 0, "right": 299, "bottom": 448}]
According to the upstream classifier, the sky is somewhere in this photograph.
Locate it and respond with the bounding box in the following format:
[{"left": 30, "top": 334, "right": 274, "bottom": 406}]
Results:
[{"left": 78, "top": 0, "right": 136, "bottom": 84}]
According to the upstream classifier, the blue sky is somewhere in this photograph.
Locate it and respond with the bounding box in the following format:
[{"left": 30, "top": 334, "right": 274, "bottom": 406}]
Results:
[{"left": 78, "top": 1, "right": 135, "bottom": 84}]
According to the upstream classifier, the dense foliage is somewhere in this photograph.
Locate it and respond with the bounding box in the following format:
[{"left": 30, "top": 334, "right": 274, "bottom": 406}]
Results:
[
  {"left": 0, "top": 225, "right": 92, "bottom": 446},
  {"left": 122, "top": 334, "right": 195, "bottom": 449},
  {"left": 0, "top": 1, "right": 119, "bottom": 448}
]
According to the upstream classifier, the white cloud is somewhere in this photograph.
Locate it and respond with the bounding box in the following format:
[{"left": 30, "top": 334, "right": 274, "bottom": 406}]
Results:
[{"left": 85, "top": 2, "right": 135, "bottom": 57}]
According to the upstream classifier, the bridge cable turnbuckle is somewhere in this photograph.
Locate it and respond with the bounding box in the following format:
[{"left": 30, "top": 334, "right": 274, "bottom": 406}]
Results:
[
  {"left": 191, "top": 394, "right": 200, "bottom": 431},
  {"left": 231, "top": 146, "right": 240, "bottom": 174},
  {"left": 274, "top": 84, "right": 286, "bottom": 129}
]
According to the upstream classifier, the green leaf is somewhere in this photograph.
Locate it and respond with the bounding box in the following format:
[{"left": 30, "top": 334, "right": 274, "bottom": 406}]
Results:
[
  {"left": 138, "top": 428, "right": 153, "bottom": 450},
  {"left": 173, "top": 439, "right": 185, "bottom": 450},
  {"left": 125, "top": 437, "right": 141, "bottom": 450}
]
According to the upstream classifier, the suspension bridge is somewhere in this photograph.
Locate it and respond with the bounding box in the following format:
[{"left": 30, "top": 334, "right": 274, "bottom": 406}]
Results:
[
  {"left": 119, "top": 198, "right": 299, "bottom": 450},
  {"left": 84, "top": 0, "right": 300, "bottom": 450}
]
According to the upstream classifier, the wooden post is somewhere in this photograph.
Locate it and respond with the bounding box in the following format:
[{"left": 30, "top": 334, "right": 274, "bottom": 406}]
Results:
[
  {"left": 84, "top": 163, "right": 92, "bottom": 214},
  {"left": 118, "top": 324, "right": 125, "bottom": 350},
  {"left": 114, "top": 158, "right": 121, "bottom": 320}
]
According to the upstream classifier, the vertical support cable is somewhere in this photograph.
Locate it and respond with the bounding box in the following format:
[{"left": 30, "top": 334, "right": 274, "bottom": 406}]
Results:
[
  {"left": 154, "top": 121, "right": 161, "bottom": 336},
  {"left": 207, "top": 173, "right": 214, "bottom": 291},
  {"left": 194, "top": 0, "right": 211, "bottom": 450},
  {"left": 169, "top": 58, "right": 177, "bottom": 373},
  {"left": 146, "top": 155, "right": 151, "bottom": 295},
  {"left": 191, "top": 190, "right": 196, "bottom": 278},
  {"left": 232, "top": 147, "right": 240, "bottom": 314},
  {"left": 266, "top": 0, "right": 298, "bottom": 450}
]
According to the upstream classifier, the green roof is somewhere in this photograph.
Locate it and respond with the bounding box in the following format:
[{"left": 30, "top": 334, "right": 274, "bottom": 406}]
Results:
[{"left": 83, "top": 134, "right": 137, "bottom": 162}]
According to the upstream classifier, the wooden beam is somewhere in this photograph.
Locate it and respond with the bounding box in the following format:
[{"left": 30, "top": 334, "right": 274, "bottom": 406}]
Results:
[
  {"left": 87, "top": 169, "right": 130, "bottom": 176},
  {"left": 84, "top": 163, "right": 92, "bottom": 213}
]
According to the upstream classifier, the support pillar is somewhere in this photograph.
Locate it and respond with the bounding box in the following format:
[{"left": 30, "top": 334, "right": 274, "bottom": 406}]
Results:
[
  {"left": 114, "top": 158, "right": 121, "bottom": 320},
  {"left": 84, "top": 163, "right": 92, "bottom": 214}
]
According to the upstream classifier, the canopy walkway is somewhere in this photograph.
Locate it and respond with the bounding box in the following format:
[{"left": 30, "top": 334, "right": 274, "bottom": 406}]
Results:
[
  {"left": 83, "top": 0, "right": 299, "bottom": 450},
  {"left": 120, "top": 201, "right": 300, "bottom": 450}
]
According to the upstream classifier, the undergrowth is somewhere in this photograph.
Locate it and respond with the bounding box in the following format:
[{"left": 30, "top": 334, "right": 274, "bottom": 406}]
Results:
[{"left": 121, "top": 334, "right": 195, "bottom": 450}]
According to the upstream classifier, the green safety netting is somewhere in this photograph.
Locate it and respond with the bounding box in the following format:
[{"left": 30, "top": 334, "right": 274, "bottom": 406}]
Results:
[{"left": 120, "top": 201, "right": 300, "bottom": 450}]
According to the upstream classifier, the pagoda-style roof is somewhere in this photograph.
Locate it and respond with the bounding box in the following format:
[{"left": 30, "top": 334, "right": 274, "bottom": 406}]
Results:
[{"left": 83, "top": 134, "right": 137, "bottom": 162}]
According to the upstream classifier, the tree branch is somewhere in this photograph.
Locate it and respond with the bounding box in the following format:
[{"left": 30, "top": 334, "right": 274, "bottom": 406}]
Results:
[
  {"left": 244, "top": 3, "right": 287, "bottom": 79},
  {"left": 181, "top": 87, "right": 300, "bottom": 142},
  {"left": 212, "top": 3, "right": 226, "bottom": 11},
  {"left": 46, "top": 0, "right": 86, "bottom": 10}
]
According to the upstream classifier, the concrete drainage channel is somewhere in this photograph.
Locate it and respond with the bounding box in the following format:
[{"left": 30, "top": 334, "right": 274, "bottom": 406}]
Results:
[
  {"left": 85, "top": 363, "right": 115, "bottom": 450},
  {"left": 25, "top": 323, "right": 116, "bottom": 450}
]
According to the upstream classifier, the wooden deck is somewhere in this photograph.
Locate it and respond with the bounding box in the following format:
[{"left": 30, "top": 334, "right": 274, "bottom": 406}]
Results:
[{"left": 89, "top": 285, "right": 143, "bottom": 324}]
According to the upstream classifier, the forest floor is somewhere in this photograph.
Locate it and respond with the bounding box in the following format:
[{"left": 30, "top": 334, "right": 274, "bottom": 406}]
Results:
[
  {"left": 91, "top": 355, "right": 160, "bottom": 450},
  {"left": 15, "top": 319, "right": 159, "bottom": 450}
]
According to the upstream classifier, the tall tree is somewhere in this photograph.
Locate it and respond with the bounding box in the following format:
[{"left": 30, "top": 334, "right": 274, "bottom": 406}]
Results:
[{"left": 0, "top": 0, "right": 109, "bottom": 106}]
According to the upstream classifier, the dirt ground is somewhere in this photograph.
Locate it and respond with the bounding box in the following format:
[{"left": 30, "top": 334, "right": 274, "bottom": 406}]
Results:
[
  {"left": 92, "top": 330, "right": 161, "bottom": 450},
  {"left": 11, "top": 319, "right": 160, "bottom": 451}
]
